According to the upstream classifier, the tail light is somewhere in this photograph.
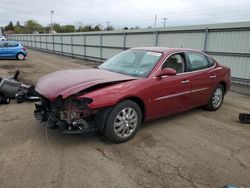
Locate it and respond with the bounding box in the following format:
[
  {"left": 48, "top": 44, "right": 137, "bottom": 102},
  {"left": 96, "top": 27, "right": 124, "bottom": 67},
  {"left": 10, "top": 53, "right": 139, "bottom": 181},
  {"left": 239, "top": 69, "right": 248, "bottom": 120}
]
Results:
[{"left": 22, "top": 47, "right": 26, "bottom": 51}]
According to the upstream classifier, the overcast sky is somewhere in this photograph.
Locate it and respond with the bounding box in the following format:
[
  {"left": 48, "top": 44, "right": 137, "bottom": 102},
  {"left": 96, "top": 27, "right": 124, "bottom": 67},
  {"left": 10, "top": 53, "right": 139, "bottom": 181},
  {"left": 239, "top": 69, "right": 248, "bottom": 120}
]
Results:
[{"left": 1, "top": 0, "right": 250, "bottom": 28}]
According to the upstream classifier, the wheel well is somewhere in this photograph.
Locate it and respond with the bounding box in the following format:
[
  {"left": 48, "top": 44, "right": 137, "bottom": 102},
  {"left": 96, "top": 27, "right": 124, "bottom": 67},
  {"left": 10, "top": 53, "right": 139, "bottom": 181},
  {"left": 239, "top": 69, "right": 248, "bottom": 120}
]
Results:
[
  {"left": 16, "top": 52, "right": 25, "bottom": 57},
  {"left": 219, "top": 81, "right": 226, "bottom": 92},
  {"left": 123, "top": 97, "right": 145, "bottom": 121}
]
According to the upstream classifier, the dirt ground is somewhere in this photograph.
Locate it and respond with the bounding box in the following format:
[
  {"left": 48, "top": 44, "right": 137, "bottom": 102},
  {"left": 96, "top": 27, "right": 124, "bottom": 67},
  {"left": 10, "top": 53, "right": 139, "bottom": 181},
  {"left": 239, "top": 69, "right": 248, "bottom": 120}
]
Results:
[{"left": 0, "top": 49, "right": 250, "bottom": 188}]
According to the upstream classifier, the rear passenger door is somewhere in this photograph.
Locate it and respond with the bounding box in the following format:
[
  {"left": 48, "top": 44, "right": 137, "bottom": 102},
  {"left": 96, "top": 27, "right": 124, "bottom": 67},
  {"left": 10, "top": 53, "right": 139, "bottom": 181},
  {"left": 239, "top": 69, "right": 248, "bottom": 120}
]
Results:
[{"left": 186, "top": 51, "right": 217, "bottom": 108}]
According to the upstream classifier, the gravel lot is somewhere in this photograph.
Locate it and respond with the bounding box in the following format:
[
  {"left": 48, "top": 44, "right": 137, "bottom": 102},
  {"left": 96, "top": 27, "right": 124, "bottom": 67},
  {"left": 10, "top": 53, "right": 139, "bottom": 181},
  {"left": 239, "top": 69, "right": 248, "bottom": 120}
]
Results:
[{"left": 0, "top": 49, "right": 250, "bottom": 188}]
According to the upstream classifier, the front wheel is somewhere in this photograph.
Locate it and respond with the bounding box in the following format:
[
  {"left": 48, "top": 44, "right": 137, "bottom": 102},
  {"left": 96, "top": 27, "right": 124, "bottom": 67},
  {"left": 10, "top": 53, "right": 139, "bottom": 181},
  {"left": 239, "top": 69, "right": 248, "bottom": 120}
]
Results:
[
  {"left": 104, "top": 100, "right": 142, "bottom": 143},
  {"left": 205, "top": 84, "right": 225, "bottom": 111},
  {"left": 16, "top": 53, "right": 25, "bottom": 60}
]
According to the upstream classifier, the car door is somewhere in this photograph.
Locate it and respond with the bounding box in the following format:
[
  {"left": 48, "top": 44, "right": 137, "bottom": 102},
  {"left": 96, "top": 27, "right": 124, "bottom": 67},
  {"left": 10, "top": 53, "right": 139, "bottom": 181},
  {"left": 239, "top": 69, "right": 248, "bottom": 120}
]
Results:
[
  {"left": 1, "top": 42, "right": 12, "bottom": 57},
  {"left": 149, "top": 53, "right": 191, "bottom": 119},
  {"left": 8, "top": 42, "right": 19, "bottom": 57},
  {"left": 186, "top": 51, "right": 218, "bottom": 108},
  {"left": 0, "top": 43, "right": 3, "bottom": 57}
]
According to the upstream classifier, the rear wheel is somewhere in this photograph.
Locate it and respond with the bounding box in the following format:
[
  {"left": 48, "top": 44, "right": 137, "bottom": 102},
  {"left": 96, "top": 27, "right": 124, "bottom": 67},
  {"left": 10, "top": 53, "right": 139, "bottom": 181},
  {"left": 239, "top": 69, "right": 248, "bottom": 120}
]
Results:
[
  {"left": 17, "top": 53, "right": 25, "bottom": 60},
  {"left": 205, "top": 84, "right": 225, "bottom": 111},
  {"left": 104, "top": 100, "right": 142, "bottom": 143}
]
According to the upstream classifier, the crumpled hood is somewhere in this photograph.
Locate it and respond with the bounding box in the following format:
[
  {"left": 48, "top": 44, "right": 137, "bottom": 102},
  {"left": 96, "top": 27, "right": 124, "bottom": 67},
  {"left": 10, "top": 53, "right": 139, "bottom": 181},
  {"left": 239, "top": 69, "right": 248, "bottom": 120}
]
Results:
[{"left": 35, "top": 69, "right": 137, "bottom": 101}]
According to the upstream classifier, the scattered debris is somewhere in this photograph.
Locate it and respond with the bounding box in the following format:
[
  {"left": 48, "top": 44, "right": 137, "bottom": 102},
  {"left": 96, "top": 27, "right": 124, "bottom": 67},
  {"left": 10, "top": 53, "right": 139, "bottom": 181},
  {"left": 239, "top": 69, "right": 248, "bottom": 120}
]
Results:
[
  {"left": 223, "top": 185, "right": 244, "bottom": 188},
  {"left": 0, "top": 70, "right": 39, "bottom": 105},
  {"left": 239, "top": 113, "right": 250, "bottom": 124}
]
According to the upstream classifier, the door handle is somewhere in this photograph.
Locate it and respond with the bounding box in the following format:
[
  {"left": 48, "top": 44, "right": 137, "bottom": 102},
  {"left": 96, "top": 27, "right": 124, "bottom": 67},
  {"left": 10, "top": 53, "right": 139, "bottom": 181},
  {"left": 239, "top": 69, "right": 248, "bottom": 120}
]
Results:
[
  {"left": 210, "top": 75, "right": 217, "bottom": 79},
  {"left": 181, "top": 80, "right": 190, "bottom": 84}
]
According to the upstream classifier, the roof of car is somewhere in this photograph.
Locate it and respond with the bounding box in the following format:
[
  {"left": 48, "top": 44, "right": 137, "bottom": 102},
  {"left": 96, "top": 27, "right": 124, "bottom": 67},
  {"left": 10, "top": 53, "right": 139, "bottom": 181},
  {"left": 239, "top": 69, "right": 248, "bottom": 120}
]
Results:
[
  {"left": 0, "top": 40, "right": 19, "bottom": 43},
  {"left": 130, "top": 47, "right": 200, "bottom": 53}
]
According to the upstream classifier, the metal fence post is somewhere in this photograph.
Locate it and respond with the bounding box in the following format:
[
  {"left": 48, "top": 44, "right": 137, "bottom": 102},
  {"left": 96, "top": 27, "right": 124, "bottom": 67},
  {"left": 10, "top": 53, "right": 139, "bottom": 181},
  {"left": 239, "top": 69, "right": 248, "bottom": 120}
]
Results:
[
  {"left": 203, "top": 27, "right": 209, "bottom": 52},
  {"left": 35, "top": 35, "right": 37, "bottom": 49},
  {"left": 45, "top": 35, "right": 48, "bottom": 51},
  {"left": 61, "top": 35, "right": 63, "bottom": 54},
  {"left": 40, "top": 35, "right": 42, "bottom": 50},
  {"left": 100, "top": 34, "right": 103, "bottom": 62},
  {"left": 31, "top": 35, "right": 33, "bottom": 48},
  {"left": 52, "top": 34, "right": 55, "bottom": 53},
  {"left": 81, "top": 34, "right": 84, "bottom": 59},
  {"left": 123, "top": 32, "right": 127, "bottom": 50},
  {"left": 71, "top": 35, "right": 73, "bottom": 57},
  {"left": 84, "top": 35, "right": 86, "bottom": 59},
  {"left": 154, "top": 30, "right": 159, "bottom": 46}
]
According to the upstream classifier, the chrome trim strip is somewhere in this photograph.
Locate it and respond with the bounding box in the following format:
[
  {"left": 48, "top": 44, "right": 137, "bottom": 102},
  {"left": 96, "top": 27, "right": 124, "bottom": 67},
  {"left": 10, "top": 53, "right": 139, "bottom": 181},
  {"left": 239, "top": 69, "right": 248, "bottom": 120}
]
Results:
[
  {"left": 155, "top": 91, "right": 190, "bottom": 101},
  {"left": 214, "top": 67, "right": 222, "bottom": 71},
  {"left": 191, "top": 87, "right": 209, "bottom": 93},
  {"left": 154, "top": 87, "right": 209, "bottom": 101}
]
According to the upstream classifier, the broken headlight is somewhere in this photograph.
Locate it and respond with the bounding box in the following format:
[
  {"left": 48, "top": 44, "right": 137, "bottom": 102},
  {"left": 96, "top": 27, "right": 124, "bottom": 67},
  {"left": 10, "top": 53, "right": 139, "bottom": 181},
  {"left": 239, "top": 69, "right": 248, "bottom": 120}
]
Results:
[{"left": 71, "top": 98, "right": 93, "bottom": 109}]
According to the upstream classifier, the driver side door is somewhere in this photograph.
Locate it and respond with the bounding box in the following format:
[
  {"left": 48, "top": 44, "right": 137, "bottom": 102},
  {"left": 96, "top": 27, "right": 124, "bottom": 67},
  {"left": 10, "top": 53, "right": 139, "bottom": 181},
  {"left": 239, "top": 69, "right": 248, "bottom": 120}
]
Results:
[{"left": 149, "top": 52, "right": 191, "bottom": 119}]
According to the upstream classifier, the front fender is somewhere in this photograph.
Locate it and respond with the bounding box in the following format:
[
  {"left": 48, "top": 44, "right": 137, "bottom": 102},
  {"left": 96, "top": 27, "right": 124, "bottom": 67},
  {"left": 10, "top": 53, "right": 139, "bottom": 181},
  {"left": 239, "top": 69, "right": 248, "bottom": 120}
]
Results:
[
  {"left": 80, "top": 88, "right": 131, "bottom": 109},
  {"left": 77, "top": 79, "right": 149, "bottom": 110}
]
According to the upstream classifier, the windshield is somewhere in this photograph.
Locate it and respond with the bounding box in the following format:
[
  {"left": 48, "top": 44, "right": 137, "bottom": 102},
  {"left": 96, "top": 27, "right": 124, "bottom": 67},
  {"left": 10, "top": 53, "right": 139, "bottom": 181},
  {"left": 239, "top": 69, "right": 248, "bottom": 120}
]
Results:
[{"left": 99, "top": 50, "right": 162, "bottom": 77}]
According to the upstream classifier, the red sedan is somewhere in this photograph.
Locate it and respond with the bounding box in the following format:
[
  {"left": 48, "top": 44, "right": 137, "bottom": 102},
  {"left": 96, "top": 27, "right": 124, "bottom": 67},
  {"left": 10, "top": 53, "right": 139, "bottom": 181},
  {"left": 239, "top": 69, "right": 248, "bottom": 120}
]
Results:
[{"left": 34, "top": 47, "right": 231, "bottom": 142}]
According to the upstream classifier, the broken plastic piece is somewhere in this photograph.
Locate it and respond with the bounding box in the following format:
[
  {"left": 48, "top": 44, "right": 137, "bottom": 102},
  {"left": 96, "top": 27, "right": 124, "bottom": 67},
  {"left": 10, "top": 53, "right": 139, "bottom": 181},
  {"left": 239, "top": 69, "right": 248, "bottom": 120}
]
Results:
[{"left": 239, "top": 113, "right": 250, "bottom": 124}]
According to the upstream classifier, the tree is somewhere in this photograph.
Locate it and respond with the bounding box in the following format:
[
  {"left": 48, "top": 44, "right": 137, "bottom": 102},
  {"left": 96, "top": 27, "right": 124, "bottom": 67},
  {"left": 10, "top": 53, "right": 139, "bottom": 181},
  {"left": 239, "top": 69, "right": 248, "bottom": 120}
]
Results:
[
  {"left": 16, "top": 21, "right": 21, "bottom": 27},
  {"left": 53, "top": 23, "right": 62, "bottom": 33},
  {"left": 14, "top": 26, "right": 24, "bottom": 34},
  {"left": 4, "top": 21, "right": 14, "bottom": 31},
  {"left": 13, "top": 21, "right": 24, "bottom": 34},
  {"left": 61, "top": 25, "right": 75, "bottom": 33},
  {"left": 24, "top": 20, "right": 43, "bottom": 33},
  {"left": 82, "top": 25, "right": 92, "bottom": 32},
  {"left": 93, "top": 24, "right": 102, "bottom": 31},
  {"left": 106, "top": 25, "right": 114, "bottom": 31}
]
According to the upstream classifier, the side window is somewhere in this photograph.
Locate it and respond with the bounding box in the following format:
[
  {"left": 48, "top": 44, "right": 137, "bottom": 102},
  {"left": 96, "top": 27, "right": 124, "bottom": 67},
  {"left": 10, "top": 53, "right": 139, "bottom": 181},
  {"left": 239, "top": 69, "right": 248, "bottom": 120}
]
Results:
[
  {"left": 162, "top": 53, "right": 185, "bottom": 73},
  {"left": 187, "top": 52, "right": 211, "bottom": 71},
  {"left": 3, "top": 42, "right": 9, "bottom": 47},
  {"left": 8, "top": 42, "right": 19, "bottom": 47},
  {"left": 206, "top": 56, "right": 215, "bottom": 67}
]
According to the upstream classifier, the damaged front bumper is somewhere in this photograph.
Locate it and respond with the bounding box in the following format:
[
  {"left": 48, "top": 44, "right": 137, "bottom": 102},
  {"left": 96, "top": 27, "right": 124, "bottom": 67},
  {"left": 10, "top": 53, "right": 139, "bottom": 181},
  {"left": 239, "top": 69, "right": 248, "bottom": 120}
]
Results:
[{"left": 34, "top": 96, "right": 108, "bottom": 134}]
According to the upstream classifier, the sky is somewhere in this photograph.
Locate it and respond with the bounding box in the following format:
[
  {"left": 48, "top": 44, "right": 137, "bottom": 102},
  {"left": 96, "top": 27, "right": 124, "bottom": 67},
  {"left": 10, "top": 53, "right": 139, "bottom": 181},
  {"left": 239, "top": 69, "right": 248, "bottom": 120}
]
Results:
[{"left": 1, "top": 0, "right": 250, "bottom": 28}]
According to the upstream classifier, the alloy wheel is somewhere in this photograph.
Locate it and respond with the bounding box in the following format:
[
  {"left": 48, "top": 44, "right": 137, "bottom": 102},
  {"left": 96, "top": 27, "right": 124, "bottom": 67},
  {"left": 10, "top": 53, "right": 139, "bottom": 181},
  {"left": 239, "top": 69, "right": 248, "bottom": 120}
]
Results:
[
  {"left": 212, "top": 87, "right": 223, "bottom": 108},
  {"left": 113, "top": 107, "right": 138, "bottom": 139}
]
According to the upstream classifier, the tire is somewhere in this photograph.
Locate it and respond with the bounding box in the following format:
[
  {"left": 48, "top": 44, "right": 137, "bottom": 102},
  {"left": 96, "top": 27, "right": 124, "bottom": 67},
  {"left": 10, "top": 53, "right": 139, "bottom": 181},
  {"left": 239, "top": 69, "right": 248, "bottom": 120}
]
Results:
[
  {"left": 0, "top": 96, "right": 10, "bottom": 104},
  {"left": 205, "top": 84, "right": 225, "bottom": 111},
  {"left": 16, "top": 53, "right": 25, "bottom": 60},
  {"left": 104, "top": 100, "right": 142, "bottom": 143}
]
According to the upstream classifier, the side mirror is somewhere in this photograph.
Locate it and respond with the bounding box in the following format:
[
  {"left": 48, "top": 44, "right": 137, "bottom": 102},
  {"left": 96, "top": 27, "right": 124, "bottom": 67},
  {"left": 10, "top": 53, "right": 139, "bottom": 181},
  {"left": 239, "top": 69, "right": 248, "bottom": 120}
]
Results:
[{"left": 155, "top": 68, "right": 177, "bottom": 78}]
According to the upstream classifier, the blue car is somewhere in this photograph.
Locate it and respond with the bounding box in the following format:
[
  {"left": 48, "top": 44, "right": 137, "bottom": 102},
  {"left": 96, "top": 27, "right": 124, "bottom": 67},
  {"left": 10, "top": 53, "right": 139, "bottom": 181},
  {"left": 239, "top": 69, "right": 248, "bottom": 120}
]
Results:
[{"left": 0, "top": 41, "right": 27, "bottom": 60}]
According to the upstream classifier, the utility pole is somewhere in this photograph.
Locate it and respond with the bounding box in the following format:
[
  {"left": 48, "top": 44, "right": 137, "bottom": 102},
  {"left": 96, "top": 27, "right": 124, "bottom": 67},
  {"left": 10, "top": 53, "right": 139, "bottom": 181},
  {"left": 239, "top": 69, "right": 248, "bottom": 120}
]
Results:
[
  {"left": 50, "top": 10, "right": 54, "bottom": 33},
  {"left": 154, "top": 15, "right": 157, "bottom": 28},
  {"left": 162, "top": 17, "right": 168, "bottom": 28},
  {"left": 106, "top": 21, "right": 110, "bottom": 29}
]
